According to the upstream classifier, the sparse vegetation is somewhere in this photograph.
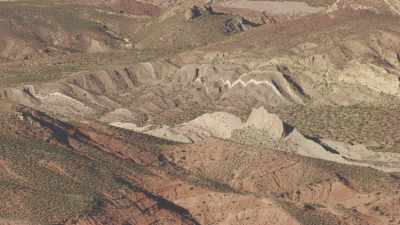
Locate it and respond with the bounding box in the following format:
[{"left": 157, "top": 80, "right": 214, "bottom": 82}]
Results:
[
  {"left": 0, "top": 131, "right": 155, "bottom": 224},
  {"left": 276, "top": 104, "right": 400, "bottom": 153},
  {"left": 0, "top": 0, "right": 400, "bottom": 224}
]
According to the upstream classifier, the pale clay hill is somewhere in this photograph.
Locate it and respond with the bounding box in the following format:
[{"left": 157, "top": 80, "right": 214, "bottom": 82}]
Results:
[{"left": 1, "top": 0, "right": 400, "bottom": 225}]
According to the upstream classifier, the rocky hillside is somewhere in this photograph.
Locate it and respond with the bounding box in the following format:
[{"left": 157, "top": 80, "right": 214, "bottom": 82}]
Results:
[{"left": 1, "top": 0, "right": 400, "bottom": 224}]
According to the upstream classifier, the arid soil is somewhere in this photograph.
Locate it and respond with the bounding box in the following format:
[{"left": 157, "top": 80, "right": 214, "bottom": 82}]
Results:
[{"left": 1, "top": 0, "right": 400, "bottom": 224}]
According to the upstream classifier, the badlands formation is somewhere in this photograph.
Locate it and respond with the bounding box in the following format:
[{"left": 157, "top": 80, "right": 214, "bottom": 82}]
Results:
[{"left": 1, "top": 0, "right": 400, "bottom": 225}]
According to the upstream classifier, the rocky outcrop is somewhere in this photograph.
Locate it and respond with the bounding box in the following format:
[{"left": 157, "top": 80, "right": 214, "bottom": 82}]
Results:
[
  {"left": 111, "top": 106, "right": 400, "bottom": 173},
  {"left": 185, "top": 5, "right": 214, "bottom": 20},
  {"left": 223, "top": 16, "right": 253, "bottom": 34},
  {"left": 110, "top": 107, "right": 284, "bottom": 143},
  {"left": 5, "top": 24, "right": 400, "bottom": 121},
  {"left": 12, "top": 102, "right": 400, "bottom": 225},
  {"left": 11, "top": 105, "right": 309, "bottom": 225},
  {"left": 181, "top": 111, "right": 243, "bottom": 139},
  {"left": 245, "top": 106, "right": 284, "bottom": 140},
  {"left": 284, "top": 128, "right": 343, "bottom": 161}
]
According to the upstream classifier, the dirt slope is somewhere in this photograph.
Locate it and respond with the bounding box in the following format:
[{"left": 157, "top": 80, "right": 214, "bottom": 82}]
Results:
[{"left": 1, "top": 0, "right": 400, "bottom": 224}]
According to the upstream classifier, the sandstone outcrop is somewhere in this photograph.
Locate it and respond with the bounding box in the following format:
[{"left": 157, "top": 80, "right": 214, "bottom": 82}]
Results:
[
  {"left": 245, "top": 106, "right": 285, "bottom": 140},
  {"left": 110, "top": 105, "right": 400, "bottom": 173}
]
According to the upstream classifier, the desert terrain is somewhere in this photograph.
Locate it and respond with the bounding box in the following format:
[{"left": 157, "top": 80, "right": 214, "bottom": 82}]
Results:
[{"left": 1, "top": 0, "right": 400, "bottom": 224}]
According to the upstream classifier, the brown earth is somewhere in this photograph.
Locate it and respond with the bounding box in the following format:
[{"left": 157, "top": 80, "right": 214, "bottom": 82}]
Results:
[
  {"left": 1, "top": 0, "right": 400, "bottom": 224},
  {"left": 69, "top": 0, "right": 162, "bottom": 17},
  {"left": 3, "top": 105, "right": 399, "bottom": 225}
]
